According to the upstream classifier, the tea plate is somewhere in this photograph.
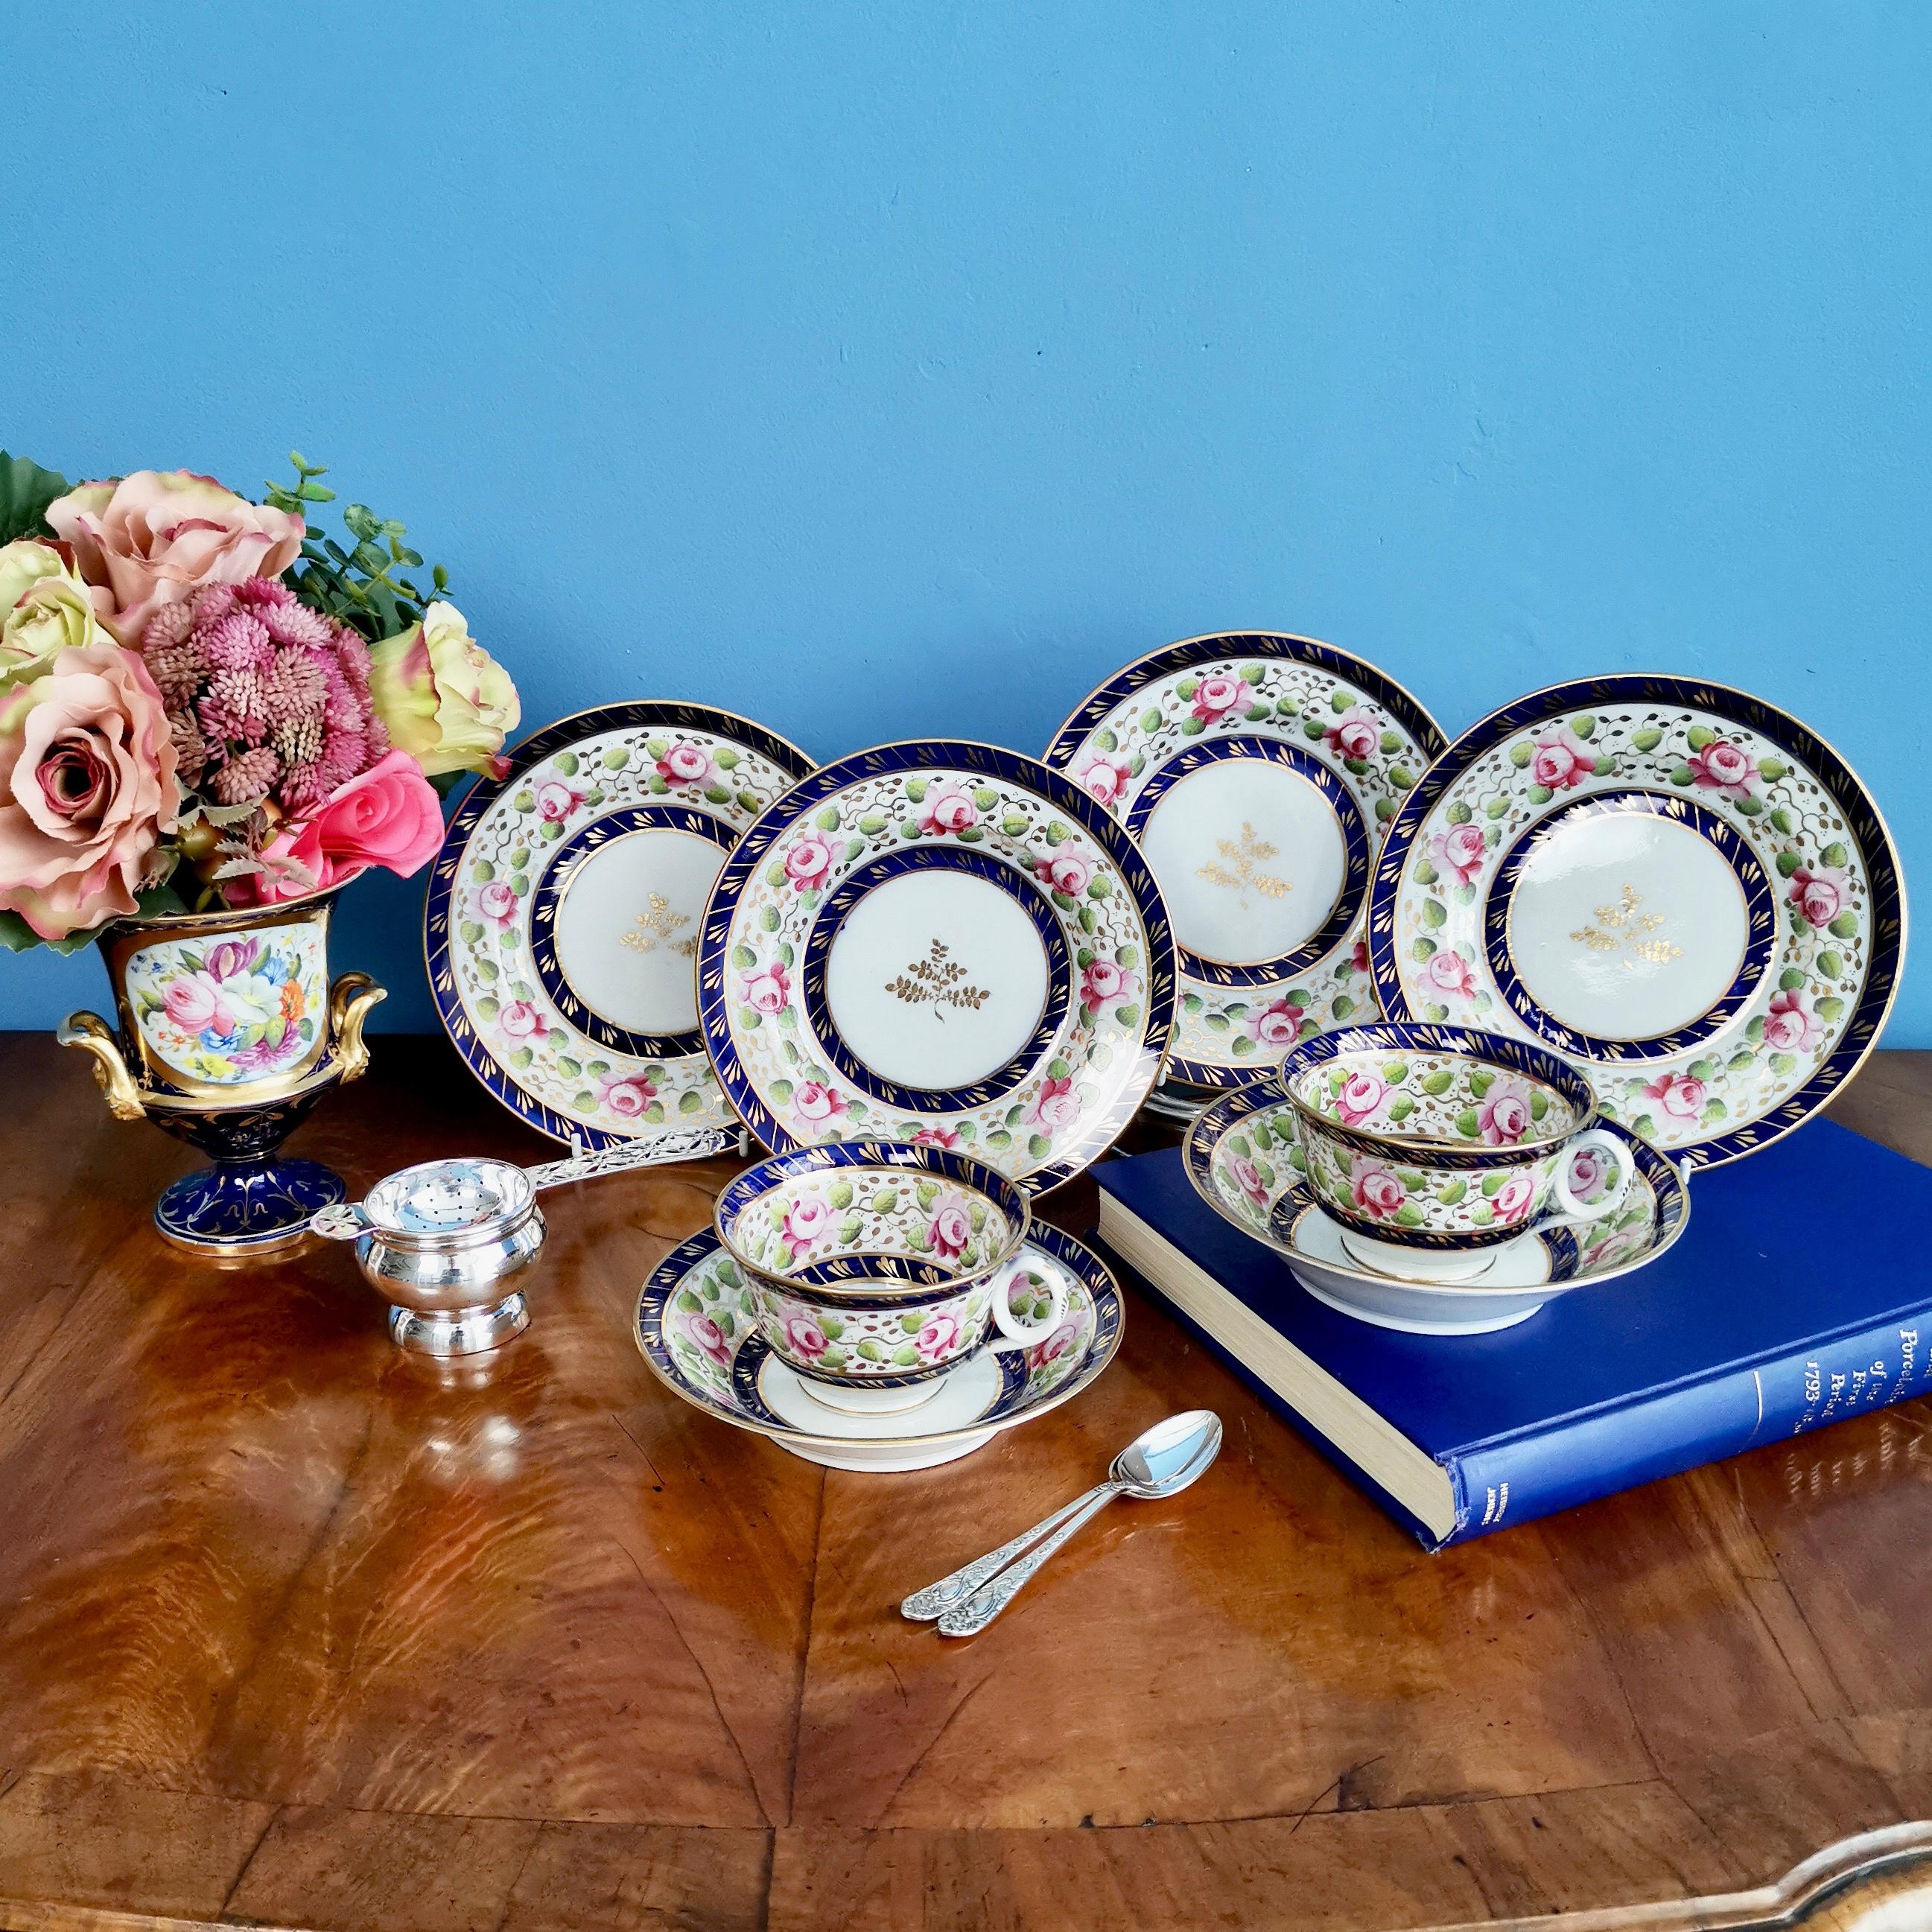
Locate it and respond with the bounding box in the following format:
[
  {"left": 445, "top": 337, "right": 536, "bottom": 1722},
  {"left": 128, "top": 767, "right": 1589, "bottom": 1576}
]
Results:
[
  {"left": 634, "top": 1221, "right": 1125, "bottom": 1469},
  {"left": 1044, "top": 633, "right": 1446, "bottom": 1089},
  {"left": 426, "top": 702, "right": 814, "bottom": 1148},
  {"left": 698, "top": 740, "right": 1176, "bottom": 1193},
  {"left": 1367, "top": 677, "right": 1905, "bottom": 1166},
  {"left": 1184, "top": 1083, "right": 1689, "bottom": 1334}
]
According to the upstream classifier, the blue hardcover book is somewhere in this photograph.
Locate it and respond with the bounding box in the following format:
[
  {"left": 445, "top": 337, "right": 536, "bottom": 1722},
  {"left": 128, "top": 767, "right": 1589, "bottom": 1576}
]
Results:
[{"left": 1093, "top": 1119, "right": 1932, "bottom": 1549}]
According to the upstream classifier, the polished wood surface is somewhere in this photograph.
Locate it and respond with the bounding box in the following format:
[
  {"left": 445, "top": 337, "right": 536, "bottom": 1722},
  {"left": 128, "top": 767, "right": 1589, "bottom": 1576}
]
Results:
[{"left": 1, "top": 1035, "right": 1929, "bottom": 1932}]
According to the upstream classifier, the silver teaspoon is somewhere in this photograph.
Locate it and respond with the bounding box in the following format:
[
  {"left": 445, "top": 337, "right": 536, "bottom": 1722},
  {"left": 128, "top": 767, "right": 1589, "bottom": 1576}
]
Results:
[{"left": 912, "top": 1411, "right": 1222, "bottom": 1637}]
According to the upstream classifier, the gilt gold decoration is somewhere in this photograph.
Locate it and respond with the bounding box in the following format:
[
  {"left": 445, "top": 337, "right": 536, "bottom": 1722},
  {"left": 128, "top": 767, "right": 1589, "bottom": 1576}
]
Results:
[
  {"left": 1195, "top": 822, "right": 1292, "bottom": 905},
  {"left": 1570, "top": 883, "right": 1682, "bottom": 967},
  {"left": 56, "top": 1011, "right": 147, "bottom": 1122},
  {"left": 619, "top": 893, "right": 698, "bottom": 958},
  {"left": 885, "top": 939, "right": 991, "bottom": 1014}
]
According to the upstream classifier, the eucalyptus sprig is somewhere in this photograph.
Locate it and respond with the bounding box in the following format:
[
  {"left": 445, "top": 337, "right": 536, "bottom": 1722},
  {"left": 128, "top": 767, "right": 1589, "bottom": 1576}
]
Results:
[{"left": 263, "top": 451, "right": 451, "bottom": 644}]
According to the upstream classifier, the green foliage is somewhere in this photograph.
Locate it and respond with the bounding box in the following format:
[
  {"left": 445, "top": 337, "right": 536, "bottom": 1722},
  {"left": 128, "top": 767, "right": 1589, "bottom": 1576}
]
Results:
[
  {"left": 0, "top": 451, "right": 72, "bottom": 545},
  {"left": 263, "top": 451, "right": 451, "bottom": 643}
]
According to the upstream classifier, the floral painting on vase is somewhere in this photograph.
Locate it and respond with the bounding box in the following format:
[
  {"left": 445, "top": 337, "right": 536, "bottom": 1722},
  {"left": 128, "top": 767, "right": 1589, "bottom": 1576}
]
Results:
[{"left": 124, "top": 921, "right": 328, "bottom": 1087}]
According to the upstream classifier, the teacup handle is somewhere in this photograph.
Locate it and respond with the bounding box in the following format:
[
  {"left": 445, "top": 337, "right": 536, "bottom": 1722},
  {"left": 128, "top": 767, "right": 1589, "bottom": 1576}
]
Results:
[
  {"left": 1549, "top": 1128, "right": 1634, "bottom": 1224},
  {"left": 985, "top": 1254, "right": 1070, "bottom": 1352}
]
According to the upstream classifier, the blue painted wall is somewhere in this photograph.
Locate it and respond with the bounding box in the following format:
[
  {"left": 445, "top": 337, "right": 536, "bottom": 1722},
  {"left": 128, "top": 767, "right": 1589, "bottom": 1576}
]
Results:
[{"left": 5, "top": 3, "right": 1927, "bottom": 1039}]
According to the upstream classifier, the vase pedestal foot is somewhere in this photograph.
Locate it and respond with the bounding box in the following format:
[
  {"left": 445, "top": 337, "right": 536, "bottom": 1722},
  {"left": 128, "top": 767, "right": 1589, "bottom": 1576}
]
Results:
[
  {"left": 388, "top": 1293, "right": 531, "bottom": 1358},
  {"left": 153, "top": 1156, "right": 346, "bottom": 1261}
]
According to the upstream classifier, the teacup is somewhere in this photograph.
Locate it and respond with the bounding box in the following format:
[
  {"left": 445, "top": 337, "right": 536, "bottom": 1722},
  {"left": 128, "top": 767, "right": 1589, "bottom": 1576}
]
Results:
[
  {"left": 1280, "top": 1023, "right": 1633, "bottom": 1283},
  {"left": 714, "top": 1142, "right": 1069, "bottom": 1414}
]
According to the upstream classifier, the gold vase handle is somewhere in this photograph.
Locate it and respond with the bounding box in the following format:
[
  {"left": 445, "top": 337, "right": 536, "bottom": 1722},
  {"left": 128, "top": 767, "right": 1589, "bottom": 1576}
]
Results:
[
  {"left": 57, "top": 1010, "right": 147, "bottom": 1122},
  {"left": 328, "top": 973, "right": 387, "bottom": 1084}
]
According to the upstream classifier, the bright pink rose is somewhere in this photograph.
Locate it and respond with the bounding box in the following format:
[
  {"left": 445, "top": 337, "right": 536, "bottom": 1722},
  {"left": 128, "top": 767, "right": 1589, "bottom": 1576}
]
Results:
[
  {"left": 165, "top": 971, "right": 241, "bottom": 1035},
  {"left": 1565, "top": 1143, "right": 1612, "bottom": 1203},
  {"left": 781, "top": 1314, "right": 829, "bottom": 1361},
  {"left": 1492, "top": 1172, "right": 1537, "bottom": 1224},
  {"left": 656, "top": 742, "right": 716, "bottom": 787},
  {"left": 1229, "top": 1154, "right": 1268, "bottom": 1207},
  {"left": 1350, "top": 1158, "right": 1405, "bottom": 1220},
  {"left": 1335, "top": 1070, "right": 1386, "bottom": 1127},
  {"left": 684, "top": 1311, "right": 730, "bottom": 1365},
  {"left": 1025, "top": 1321, "right": 1078, "bottom": 1372},
  {"left": 1764, "top": 988, "right": 1822, "bottom": 1052},
  {"left": 477, "top": 880, "right": 518, "bottom": 927},
  {"left": 1788, "top": 865, "right": 1845, "bottom": 930},
  {"left": 929, "top": 1196, "right": 972, "bottom": 1260},
  {"left": 916, "top": 1310, "right": 964, "bottom": 1361},
  {"left": 743, "top": 961, "right": 791, "bottom": 1014},
  {"left": 1191, "top": 673, "right": 1245, "bottom": 723},
  {"left": 921, "top": 786, "right": 977, "bottom": 836},
  {"left": 1078, "top": 754, "right": 1132, "bottom": 807},
  {"left": 1430, "top": 821, "right": 1487, "bottom": 887},
  {"left": 0, "top": 643, "right": 179, "bottom": 939},
  {"left": 536, "top": 778, "right": 586, "bottom": 823},
  {"left": 1686, "top": 737, "right": 1758, "bottom": 801},
  {"left": 1423, "top": 948, "right": 1477, "bottom": 1000},
  {"left": 784, "top": 834, "right": 833, "bottom": 892},
  {"left": 792, "top": 1081, "right": 848, "bottom": 1125},
  {"left": 238, "top": 750, "right": 442, "bottom": 903},
  {"left": 783, "top": 1194, "right": 831, "bottom": 1248},
  {"left": 44, "top": 471, "right": 303, "bottom": 643},
  {"left": 1324, "top": 705, "right": 1380, "bottom": 762},
  {"left": 1478, "top": 1077, "right": 1534, "bottom": 1146},
  {"left": 912, "top": 1125, "right": 961, "bottom": 1150},
  {"left": 1035, "top": 851, "right": 1091, "bottom": 896},
  {"left": 1081, "top": 958, "right": 1135, "bottom": 1009},
  {"left": 1530, "top": 728, "right": 1594, "bottom": 791},
  {"left": 1642, "top": 1070, "right": 1706, "bottom": 1119},
  {"left": 1027, "top": 1074, "right": 1079, "bottom": 1131},
  {"left": 498, "top": 1000, "right": 550, "bottom": 1043},
  {"left": 1246, "top": 997, "right": 1299, "bottom": 1047},
  {"left": 600, "top": 1073, "right": 657, "bottom": 1117}
]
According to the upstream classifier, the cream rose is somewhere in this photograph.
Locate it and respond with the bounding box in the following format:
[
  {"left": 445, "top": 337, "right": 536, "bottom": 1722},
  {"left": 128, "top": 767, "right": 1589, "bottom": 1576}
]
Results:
[
  {"left": 45, "top": 471, "right": 304, "bottom": 643},
  {"left": 0, "top": 578, "right": 116, "bottom": 687},
  {"left": 368, "top": 601, "right": 521, "bottom": 780}
]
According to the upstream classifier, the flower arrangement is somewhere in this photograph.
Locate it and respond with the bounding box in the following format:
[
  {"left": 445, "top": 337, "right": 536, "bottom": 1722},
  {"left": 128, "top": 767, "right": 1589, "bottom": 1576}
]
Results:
[{"left": 0, "top": 449, "right": 519, "bottom": 948}]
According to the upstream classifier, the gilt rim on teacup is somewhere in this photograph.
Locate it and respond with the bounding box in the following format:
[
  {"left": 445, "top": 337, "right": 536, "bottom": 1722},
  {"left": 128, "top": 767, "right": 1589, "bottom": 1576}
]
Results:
[
  {"left": 714, "top": 1139, "right": 1033, "bottom": 1297},
  {"left": 1280, "top": 1022, "right": 1601, "bottom": 1169}
]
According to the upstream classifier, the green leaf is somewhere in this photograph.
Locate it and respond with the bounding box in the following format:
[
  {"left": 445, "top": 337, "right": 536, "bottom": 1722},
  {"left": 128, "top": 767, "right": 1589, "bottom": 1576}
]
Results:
[
  {"left": 1686, "top": 724, "right": 1716, "bottom": 750},
  {"left": 1028, "top": 1133, "right": 1052, "bottom": 1158},
  {"left": 1569, "top": 713, "right": 1595, "bottom": 739},
  {"left": 1455, "top": 1108, "right": 1481, "bottom": 1138},
  {"left": 1630, "top": 726, "right": 1662, "bottom": 752},
  {"left": 678, "top": 1090, "right": 703, "bottom": 1114},
  {"left": 1817, "top": 950, "right": 1844, "bottom": 979},
  {"left": 1775, "top": 851, "right": 1801, "bottom": 877},
  {"left": 0, "top": 451, "right": 72, "bottom": 544},
  {"left": 1508, "top": 741, "right": 1534, "bottom": 769},
  {"left": 1420, "top": 897, "right": 1446, "bottom": 929},
  {"left": 1669, "top": 765, "right": 1694, "bottom": 787},
  {"left": 1420, "top": 1067, "right": 1455, "bottom": 1096},
  {"left": 1779, "top": 966, "right": 1806, "bottom": 991},
  {"left": 1817, "top": 994, "right": 1846, "bottom": 1021},
  {"left": 1393, "top": 1204, "right": 1424, "bottom": 1227},
  {"left": 1820, "top": 840, "right": 1849, "bottom": 868},
  {"left": 1436, "top": 1178, "right": 1467, "bottom": 1206},
  {"left": 1828, "top": 912, "right": 1858, "bottom": 939},
  {"left": 903, "top": 776, "right": 929, "bottom": 801}
]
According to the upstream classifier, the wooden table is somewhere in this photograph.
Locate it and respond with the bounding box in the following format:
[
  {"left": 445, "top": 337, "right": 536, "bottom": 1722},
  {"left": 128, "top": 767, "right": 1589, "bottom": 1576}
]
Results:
[{"left": 2, "top": 1036, "right": 1930, "bottom": 1932}]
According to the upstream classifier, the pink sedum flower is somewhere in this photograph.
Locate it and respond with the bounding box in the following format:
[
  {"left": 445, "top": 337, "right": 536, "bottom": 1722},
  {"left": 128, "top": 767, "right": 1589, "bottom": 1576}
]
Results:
[{"left": 1530, "top": 728, "right": 1595, "bottom": 790}]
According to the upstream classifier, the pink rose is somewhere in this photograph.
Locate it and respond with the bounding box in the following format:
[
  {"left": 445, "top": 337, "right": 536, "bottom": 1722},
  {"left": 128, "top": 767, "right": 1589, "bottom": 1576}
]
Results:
[
  {"left": 1246, "top": 998, "right": 1299, "bottom": 1047},
  {"left": 1229, "top": 1154, "right": 1268, "bottom": 1207},
  {"left": 684, "top": 1311, "right": 731, "bottom": 1366},
  {"left": 1788, "top": 865, "right": 1845, "bottom": 930},
  {"left": 1191, "top": 673, "right": 1245, "bottom": 723},
  {"left": 656, "top": 742, "right": 716, "bottom": 787},
  {"left": 782, "top": 1194, "right": 832, "bottom": 1248},
  {"left": 1078, "top": 754, "right": 1132, "bottom": 807},
  {"left": 1335, "top": 1070, "right": 1386, "bottom": 1127},
  {"left": 237, "top": 749, "right": 443, "bottom": 903},
  {"left": 0, "top": 643, "right": 179, "bottom": 939},
  {"left": 1686, "top": 737, "right": 1758, "bottom": 801},
  {"left": 792, "top": 1081, "right": 848, "bottom": 1125},
  {"left": 912, "top": 1125, "right": 962, "bottom": 1150},
  {"left": 1764, "top": 988, "right": 1822, "bottom": 1052},
  {"left": 498, "top": 1000, "right": 550, "bottom": 1043},
  {"left": 743, "top": 960, "right": 792, "bottom": 1014},
  {"left": 1350, "top": 1158, "right": 1405, "bottom": 1220},
  {"left": 1323, "top": 705, "right": 1380, "bottom": 762},
  {"left": 916, "top": 1310, "right": 964, "bottom": 1361},
  {"left": 1350, "top": 937, "right": 1369, "bottom": 974},
  {"left": 1493, "top": 1172, "right": 1537, "bottom": 1224},
  {"left": 1081, "top": 958, "right": 1136, "bottom": 1009},
  {"left": 929, "top": 1196, "right": 972, "bottom": 1260},
  {"left": 1530, "top": 728, "right": 1595, "bottom": 791},
  {"left": 477, "top": 880, "right": 518, "bottom": 927},
  {"left": 600, "top": 1073, "right": 657, "bottom": 1118},
  {"left": 1025, "top": 1321, "right": 1078, "bottom": 1372},
  {"left": 536, "top": 778, "right": 586, "bottom": 823},
  {"left": 784, "top": 834, "right": 833, "bottom": 893},
  {"left": 1642, "top": 1070, "right": 1706, "bottom": 1120},
  {"left": 44, "top": 471, "right": 303, "bottom": 644},
  {"left": 921, "top": 786, "right": 977, "bottom": 836},
  {"left": 165, "top": 971, "right": 241, "bottom": 1035},
  {"left": 1430, "top": 822, "right": 1487, "bottom": 888},
  {"left": 1423, "top": 948, "right": 1477, "bottom": 1000},
  {"left": 1565, "top": 1143, "right": 1612, "bottom": 1203},
  {"left": 1035, "top": 851, "right": 1091, "bottom": 897},
  {"left": 1027, "top": 1074, "right": 1078, "bottom": 1131},
  {"left": 781, "top": 1314, "right": 830, "bottom": 1361},
  {"left": 1478, "top": 1077, "right": 1534, "bottom": 1146}
]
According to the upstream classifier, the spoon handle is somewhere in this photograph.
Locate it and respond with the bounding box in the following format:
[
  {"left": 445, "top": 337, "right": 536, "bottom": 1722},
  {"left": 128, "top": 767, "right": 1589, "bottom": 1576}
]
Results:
[
  {"left": 935, "top": 1485, "right": 1123, "bottom": 1637},
  {"left": 900, "top": 1483, "right": 1112, "bottom": 1621}
]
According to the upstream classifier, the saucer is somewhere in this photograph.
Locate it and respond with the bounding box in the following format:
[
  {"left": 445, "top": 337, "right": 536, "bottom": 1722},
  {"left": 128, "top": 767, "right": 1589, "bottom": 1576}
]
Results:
[{"left": 634, "top": 1222, "right": 1123, "bottom": 1469}]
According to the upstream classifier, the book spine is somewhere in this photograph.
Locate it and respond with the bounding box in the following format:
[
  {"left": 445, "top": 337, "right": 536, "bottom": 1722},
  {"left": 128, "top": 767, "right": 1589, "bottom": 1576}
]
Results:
[{"left": 1449, "top": 1309, "right": 1932, "bottom": 1545}]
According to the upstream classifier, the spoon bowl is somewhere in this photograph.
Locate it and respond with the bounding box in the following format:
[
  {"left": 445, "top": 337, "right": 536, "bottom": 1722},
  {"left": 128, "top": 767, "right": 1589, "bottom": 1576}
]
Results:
[{"left": 1114, "top": 1408, "right": 1222, "bottom": 1497}]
